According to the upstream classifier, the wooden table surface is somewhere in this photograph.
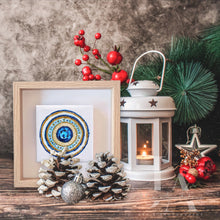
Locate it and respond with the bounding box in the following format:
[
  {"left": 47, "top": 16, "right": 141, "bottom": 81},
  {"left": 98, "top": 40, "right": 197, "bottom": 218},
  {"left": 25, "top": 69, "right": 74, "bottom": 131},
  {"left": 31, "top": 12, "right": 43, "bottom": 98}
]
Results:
[{"left": 0, "top": 157, "right": 220, "bottom": 220}]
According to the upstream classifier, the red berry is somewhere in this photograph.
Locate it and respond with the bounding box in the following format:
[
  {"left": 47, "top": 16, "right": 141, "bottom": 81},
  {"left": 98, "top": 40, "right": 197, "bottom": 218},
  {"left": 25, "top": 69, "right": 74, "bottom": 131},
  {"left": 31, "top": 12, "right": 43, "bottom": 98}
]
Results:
[
  {"left": 74, "top": 35, "right": 85, "bottom": 47},
  {"left": 95, "top": 33, "right": 101, "bottom": 39},
  {"left": 84, "top": 45, "right": 90, "bottom": 52},
  {"left": 82, "top": 66, "right": 92, "bottom": 76},
  {"left": 111, "top": 70, "right": 128, "bottom": 83},
  {"left": 88, "top": 74, "right": 95, "bottom": 80},
  {"left": 92, "top": 49, "right": 99, "bottom": 55},
  {"left": 126, "top": 78, "right": 135, "bottom": 84},
  {"left": 75, "top": 59, "right": 82, "bottom": 66},
  {"left": 196, "top": 166, "right": 210, "bottom": 180},
  {"left": 78, "top": 30, "right": 85, "bottom": 35},
  {"left": 74, "top": 35, "right": 79, "bottom": 40},
  {"left": 107, "top": 51, "right": 123, "bottom": 65},
  {"left": 79, "top": 42, "right": 85, "bottom": 48},
  {"left": 82, "top": 54, "right": 89, "bottom": 61},
  {"left": 179, "top": 165, "right": 190, "bottom": 177},
  {"left": 197, "top": 156, "right": 215, "bottom": 173},
  {"left": 197, "top": 156, "right": 213, "bottom": 166},
  {"left": 74, "top": 39, "right": 80, "bottom": 46},
  {"left": 185, "top": 173, "right": 197, "bottom": 184},
  {"left": 82, "top": 75, "right": 89, "bottom": 81},
  {"left": 95, "top": 75, "right": 101, "bottom": 80},
  {"left": 95, "top": 53, "right": 101, "bottom": 59}
]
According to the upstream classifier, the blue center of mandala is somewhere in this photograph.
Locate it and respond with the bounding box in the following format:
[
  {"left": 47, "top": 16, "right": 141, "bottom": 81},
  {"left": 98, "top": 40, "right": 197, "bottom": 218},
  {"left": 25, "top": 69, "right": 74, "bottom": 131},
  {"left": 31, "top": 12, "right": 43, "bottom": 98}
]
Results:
[{"left": 56, "top": 126, "right": 73, "bottom": 143}]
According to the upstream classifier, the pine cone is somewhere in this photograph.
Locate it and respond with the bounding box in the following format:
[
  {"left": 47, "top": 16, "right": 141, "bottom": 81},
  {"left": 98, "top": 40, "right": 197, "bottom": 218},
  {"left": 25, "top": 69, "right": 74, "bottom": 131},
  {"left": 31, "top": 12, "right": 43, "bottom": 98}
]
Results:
[
  {"left": 85, "top": 152, "right": 130, "bottom": 201},
  {"left": 37, "top": 147, "right": 82, "bottom": 198}
]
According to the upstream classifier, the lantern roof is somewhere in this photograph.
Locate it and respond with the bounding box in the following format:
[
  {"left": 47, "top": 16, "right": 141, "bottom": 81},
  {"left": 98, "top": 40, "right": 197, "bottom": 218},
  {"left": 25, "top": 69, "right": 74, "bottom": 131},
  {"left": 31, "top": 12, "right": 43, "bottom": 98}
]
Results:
[
  {"left": 120, "top": 96, "right": 176, "bottom": 118},
  {"left": 127, "top": 81, "right": 159, "bottom": 96}
]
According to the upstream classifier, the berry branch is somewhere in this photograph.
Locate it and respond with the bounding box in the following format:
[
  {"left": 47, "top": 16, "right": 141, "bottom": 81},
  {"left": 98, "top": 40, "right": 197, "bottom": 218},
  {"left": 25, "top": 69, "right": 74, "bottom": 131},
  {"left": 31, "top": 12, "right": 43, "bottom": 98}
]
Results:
[
  {"left": 73, "top": 29, "right": 129, "bottom": 82},
  {"left": 87, "top": 61, "right": 112, "bottom": 74},
  {"left": 79, "top": 47, "right": 112, "bottom": 75},
  {"left": 99, "top": 56, "right": 116, "bottom": 73}
]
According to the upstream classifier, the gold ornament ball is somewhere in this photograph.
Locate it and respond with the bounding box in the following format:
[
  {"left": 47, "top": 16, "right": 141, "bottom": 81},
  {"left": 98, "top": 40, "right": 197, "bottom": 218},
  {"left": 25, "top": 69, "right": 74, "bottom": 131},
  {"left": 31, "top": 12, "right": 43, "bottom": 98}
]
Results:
[{"left": 188, "top": 168, "right": 198, "bottom": 178}]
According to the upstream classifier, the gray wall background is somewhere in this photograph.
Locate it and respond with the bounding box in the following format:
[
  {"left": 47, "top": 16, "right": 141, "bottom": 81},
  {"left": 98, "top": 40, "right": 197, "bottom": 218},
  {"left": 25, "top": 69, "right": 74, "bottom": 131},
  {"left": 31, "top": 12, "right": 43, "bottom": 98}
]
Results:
[{"left": 0, "top": 0, "right": 219, "bottom": 157}]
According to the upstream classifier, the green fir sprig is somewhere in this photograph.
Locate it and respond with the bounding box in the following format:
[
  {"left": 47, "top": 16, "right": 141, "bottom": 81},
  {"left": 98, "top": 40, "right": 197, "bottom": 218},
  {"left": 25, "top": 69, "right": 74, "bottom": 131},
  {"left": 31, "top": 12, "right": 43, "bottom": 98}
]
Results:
[
  {"left": 162, "top": 62, "right": 217, "bottom": 125},
  {"left": 200, "top": 24, "right": 220, "bottom": 73},
  {"left": 167, "top": 37, "right": 206, "bottom": 64}
]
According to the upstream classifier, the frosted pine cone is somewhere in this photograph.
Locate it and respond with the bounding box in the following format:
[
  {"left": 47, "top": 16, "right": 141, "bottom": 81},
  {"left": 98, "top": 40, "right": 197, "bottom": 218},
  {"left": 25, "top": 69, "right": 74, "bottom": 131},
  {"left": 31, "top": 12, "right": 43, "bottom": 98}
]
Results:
[
  {"left": 37, "top": 147, "right": 82, "bottom": 198},
  {"left": 85, "top": 152, "right": 130, "bottom": 201}
]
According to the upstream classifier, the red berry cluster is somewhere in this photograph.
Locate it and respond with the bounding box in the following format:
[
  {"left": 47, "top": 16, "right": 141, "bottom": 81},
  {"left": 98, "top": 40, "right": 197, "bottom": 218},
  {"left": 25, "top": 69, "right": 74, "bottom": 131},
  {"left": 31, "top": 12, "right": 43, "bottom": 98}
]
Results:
[
  {"left": 74, "top": 29, "right": 130, "bottom": 83},
  {"left": 74, "top": 30, "right": 102, "bottom": 81},
  {"left": 179, "top": 153, "right": 216, "bottom": 185}
]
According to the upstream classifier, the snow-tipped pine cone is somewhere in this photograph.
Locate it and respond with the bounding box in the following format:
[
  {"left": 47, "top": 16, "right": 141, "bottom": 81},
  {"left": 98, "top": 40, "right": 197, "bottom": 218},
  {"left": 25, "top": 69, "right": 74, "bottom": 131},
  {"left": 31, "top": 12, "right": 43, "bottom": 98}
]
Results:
[
  {"left": 85, "top": 152, "right": 130, "bottom": 201},
  {"left": 37, "top": 147, "right": 82, "bottom": 197}
]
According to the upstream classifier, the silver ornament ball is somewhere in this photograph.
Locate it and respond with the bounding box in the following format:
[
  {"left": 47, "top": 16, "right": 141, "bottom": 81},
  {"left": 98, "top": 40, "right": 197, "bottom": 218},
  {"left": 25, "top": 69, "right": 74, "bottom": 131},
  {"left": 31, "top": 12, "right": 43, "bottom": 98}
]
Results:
[{"left": 61, "top": 181, "right": 85, "bottom": 204}]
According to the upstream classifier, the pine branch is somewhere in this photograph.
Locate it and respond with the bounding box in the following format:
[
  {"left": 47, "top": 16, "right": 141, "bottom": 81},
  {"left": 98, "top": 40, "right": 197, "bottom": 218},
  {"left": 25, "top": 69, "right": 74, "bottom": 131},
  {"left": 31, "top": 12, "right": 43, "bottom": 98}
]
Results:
[
  {"left": 164, "top": 61, "right": 218, "bottom": 125},
  {"left": 200, "top": 24, "right": 220, "bottom": 73}
]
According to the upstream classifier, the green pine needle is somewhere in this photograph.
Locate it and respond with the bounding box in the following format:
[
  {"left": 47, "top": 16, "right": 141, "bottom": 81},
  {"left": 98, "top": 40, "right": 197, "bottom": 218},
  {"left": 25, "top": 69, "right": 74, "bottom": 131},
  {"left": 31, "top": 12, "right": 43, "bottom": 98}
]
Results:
[
  {"left": 201, "top": 24, "right": 220, "bottom": 59},
  {"left": 164, "top": 61, "right": 218, "bottom": 125},
  {"left": 133, "top": 63, "right": 161, "bottom": 82},
  {"left": 167, "top": 37, "right": 206, "bottom": 64},
  {"left": 200, "top": 24, "right": 220, "bottom": 72}
]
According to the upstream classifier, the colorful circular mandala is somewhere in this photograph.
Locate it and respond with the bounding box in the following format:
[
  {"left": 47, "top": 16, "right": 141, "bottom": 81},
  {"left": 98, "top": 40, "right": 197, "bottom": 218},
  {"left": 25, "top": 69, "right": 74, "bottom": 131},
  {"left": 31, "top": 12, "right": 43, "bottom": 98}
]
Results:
[{"left": 40, "top": 110, "right": 89, "bottom": 156}]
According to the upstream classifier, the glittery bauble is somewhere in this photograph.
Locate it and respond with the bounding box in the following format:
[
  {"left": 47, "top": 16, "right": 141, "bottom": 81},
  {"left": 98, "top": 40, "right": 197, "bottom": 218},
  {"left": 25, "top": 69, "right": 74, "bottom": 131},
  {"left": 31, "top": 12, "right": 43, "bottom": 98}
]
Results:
[
  {"left": 61, "top": 181, "right": 85, "bottom": 204},
  {"left": 188, "top": 168, "right": 199, "bottom": 177}
]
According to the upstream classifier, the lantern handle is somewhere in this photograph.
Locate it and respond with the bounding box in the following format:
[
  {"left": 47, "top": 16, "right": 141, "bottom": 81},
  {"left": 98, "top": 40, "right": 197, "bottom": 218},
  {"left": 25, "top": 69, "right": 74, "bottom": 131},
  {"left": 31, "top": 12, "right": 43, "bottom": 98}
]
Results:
[{"left": 128, "top": 50, "right": 166, "bottom": 93}]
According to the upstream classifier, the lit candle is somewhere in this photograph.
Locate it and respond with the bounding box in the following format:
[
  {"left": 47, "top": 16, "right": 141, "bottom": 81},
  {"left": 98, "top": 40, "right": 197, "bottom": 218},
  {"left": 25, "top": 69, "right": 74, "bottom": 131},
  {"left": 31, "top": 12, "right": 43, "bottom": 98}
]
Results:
[
  {"left": 142, "top": 151, "right": 147, "bottom": 156},
  {"left": 136, "top": 150, "right": 154, "bottom": 165}
]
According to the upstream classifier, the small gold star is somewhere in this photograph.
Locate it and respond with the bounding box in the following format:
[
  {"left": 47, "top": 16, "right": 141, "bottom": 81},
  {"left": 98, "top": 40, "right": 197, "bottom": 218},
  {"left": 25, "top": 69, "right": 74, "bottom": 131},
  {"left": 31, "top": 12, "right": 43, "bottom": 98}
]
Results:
[{"left": 149, "top": 99, "right": 158, "bottom": 107}]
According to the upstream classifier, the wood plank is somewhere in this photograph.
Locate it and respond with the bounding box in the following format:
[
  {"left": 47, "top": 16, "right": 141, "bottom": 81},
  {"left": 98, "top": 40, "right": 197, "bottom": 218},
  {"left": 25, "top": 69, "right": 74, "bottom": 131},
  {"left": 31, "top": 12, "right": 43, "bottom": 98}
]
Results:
[{"left": 0, "top": 158, "right": 220, "bottom": 219}]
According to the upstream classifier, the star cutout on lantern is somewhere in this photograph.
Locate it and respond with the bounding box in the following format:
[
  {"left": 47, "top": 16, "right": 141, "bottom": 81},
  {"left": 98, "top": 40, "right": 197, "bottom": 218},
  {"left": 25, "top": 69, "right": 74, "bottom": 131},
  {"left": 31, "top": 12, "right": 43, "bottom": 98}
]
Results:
[
  {"left": 149, "top": 99, "right": 158, "bottom": 107},
  {"left": 175, "top": 131, "right": 217, "bottom": 157},
  {"left": 132, "top": 81, "right": 139, "bottom": 86},
  {"left": 120, "top": 99, "right": 126, "bottom": 107}
]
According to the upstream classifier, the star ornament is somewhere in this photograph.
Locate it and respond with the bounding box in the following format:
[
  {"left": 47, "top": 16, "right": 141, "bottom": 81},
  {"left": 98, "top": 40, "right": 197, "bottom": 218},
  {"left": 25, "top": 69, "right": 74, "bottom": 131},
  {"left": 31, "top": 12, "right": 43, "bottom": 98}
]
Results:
[{"left": 175, "top": 132, "right": 217, "bottom": 157}]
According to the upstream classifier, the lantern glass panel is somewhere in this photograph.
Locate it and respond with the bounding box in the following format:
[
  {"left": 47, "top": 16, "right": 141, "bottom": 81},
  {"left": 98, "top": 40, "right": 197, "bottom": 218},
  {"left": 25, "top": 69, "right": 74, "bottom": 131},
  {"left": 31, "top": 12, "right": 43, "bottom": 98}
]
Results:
[
  {"left": 162, "top": 122, "right": 169, "bottom": 163},
  {"left": 120, "top": 122, "right": 128, "bottom": 163},
  {"left": 136, "top": 124, "right": 153, "bottom": 165}
]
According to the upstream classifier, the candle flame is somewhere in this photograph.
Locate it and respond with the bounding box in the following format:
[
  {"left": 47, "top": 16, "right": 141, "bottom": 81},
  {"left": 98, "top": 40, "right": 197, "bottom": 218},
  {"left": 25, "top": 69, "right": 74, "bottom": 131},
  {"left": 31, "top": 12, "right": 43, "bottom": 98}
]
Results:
[
  {"left": 143, "top": 144, "right": 147, "bottom": 148},
  {"left": 142, "top": 151, "right": 147, "bottom": 156}
]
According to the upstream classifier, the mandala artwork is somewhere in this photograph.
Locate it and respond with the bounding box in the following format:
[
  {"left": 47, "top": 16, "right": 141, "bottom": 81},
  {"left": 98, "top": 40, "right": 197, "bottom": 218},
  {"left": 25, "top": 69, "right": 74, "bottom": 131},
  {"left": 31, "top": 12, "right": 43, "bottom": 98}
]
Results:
[
  {"left": 40, "top": 109, "right": 89, "bottom": 156},
  {"left": 36, "top": 105, "right": 93, "bottom": 162}
]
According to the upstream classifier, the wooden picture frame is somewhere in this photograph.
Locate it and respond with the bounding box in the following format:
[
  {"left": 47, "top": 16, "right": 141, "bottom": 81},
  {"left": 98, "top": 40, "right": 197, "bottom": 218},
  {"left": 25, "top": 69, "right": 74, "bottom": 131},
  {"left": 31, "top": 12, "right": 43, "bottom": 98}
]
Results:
[{"left": 13, "top": 81, "right": 121, "bottom": 188}]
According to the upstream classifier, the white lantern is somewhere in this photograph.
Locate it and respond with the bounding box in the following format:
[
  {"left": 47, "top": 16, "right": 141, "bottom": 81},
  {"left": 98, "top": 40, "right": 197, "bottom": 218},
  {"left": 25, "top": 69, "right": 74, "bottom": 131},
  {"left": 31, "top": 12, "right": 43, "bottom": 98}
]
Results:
[{"left": 120, "top": 50, "right": 176, "bottom": 181}]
